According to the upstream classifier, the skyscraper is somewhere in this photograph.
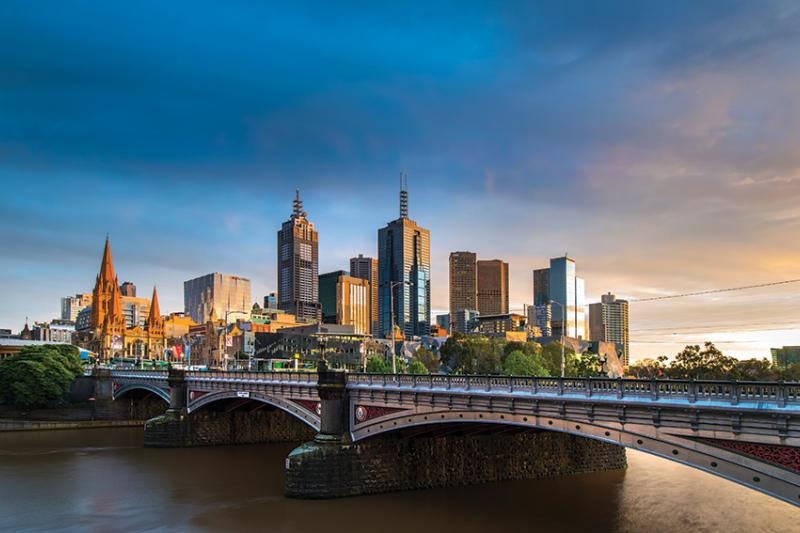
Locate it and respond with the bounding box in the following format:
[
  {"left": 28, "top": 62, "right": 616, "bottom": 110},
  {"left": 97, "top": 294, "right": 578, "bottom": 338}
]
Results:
[
  {"left": 184, "top": 272, "right": 251, "bottom": 323},
  {"left": 350, "top": 254, "right": 378, "bottom": 335},
  {"left": 589, "top": 292, "right": 630, "bottom": 365},
  {"left": 533, "top": 256, "right": 586, "bottom": 339},
  {"left": 477, "top": 259, "right": 509, "bottom": 315},
  {"left": 449, "top": 251, "right": 477, "bottom": 333},
  {"left": 277, "top": 189, "right": 321, "bottom": 322},
  {"left": 378, "top": 175, "right": 431, "bottom": 339}
]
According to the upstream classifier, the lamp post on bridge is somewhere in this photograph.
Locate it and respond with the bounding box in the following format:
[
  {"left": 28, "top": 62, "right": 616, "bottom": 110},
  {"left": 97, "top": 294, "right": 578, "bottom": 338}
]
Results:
[
  {"left": 223, "top": 310, "right": 250, "bottom": 371},
  {"left": 386, "top": 280, "right": 412, "bottom": 375},
  {"left": 549, "top": 300, "right": 566, "bottom": 378}
]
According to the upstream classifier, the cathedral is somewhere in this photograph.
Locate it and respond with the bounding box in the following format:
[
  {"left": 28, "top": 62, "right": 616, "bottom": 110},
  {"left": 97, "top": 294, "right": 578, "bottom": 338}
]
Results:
[{"left": 82, "top": 238, "right": 166, "bottom": 360}]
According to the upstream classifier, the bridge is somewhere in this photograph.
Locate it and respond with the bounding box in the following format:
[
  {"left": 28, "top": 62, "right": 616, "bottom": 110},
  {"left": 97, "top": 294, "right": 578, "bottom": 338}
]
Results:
[{"left": 103, "top": 368, "right": 800, "bottom": 505}]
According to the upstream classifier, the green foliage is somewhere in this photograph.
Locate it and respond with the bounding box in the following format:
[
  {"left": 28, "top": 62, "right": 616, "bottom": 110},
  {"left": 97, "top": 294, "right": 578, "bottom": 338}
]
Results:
[
  {"left": 441, "top": 334, "right": 504, "bottom": 374},
  {"left": 407, "top": 360, "right": 428, "bottom": 374},
  {"left": 365, "top": 355, "right": 391, "bottom": 373},
  {"left": 0, "top": 345, "right": 82, "bottom": 409},
  {"left": 565, "top": 351, "right": 601, "bottom": 377},
  {"left": 413, "top": 347, "right": 440, "bottom": 372},
  {"left": 625, "top": 343, "right": 800, "bottom": 382},
  {"left": 502, "top": 350, "right": 550, "bottom": 377},
  {"left": 539, "top": 342, "right": 577, "bottom": 377}
]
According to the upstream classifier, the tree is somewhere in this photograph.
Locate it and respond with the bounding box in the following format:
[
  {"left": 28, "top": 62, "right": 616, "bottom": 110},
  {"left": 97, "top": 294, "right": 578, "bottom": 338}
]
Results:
[
  {"left": 565, "top": 351, "right": 601, "bottom": 377},
  {"left": 503, "top": 350, "right": 550, "bottom": 377},
  {"left": 365, "top": 355, "right": 391, "bottom": 373},
  {"left": 413, "top": 347, "right": 439, "bottom": 372},
  {"left": 669, "top": 342, "right": 737, "bottom": 380},
  {"left": 0, "top": 345, "right": 82, "bottom": 409},
  {"left": 627, "top": 357, "right": 668, "bottom": 379},
  {"left": 407, "top": 360, "right": 428, "bottom": 374},
  {"left": 732, "top": 358, "right": 779, "bottom": 381}
]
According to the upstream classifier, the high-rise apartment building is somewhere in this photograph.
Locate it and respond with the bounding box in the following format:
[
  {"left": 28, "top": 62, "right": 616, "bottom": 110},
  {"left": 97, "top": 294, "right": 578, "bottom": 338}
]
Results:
[
  {"left": 61, "top": 293, "right": 93, "bottom": 321},
  {"left": 319, "top": 271, "right": 370, "bottom": 335},
  {"left": 277, "top": 189, "right": 321, "bottom": 322},
  {"left": 532, "top": 256, "right": 586, "bottom": 339},
  {"left": 589, "top": 292, "right": 630, "bottom": 365},
  {"left": 184, "top": 272, "right": 251, "bottom": 324},
  {"left": 378, "top": 175, "right": 431, "bottom": 339},
  {"left": 449, "top": 251, "right": 477, "bottom": 333},
  {"left": 477, "top": 259, "right": 509, "bottom": 316},
  {"left": 350, "top": 254, "right": 378, "bottom": 335}
]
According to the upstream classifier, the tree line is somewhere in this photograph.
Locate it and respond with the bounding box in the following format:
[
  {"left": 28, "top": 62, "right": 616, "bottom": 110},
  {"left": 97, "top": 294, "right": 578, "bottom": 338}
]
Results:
[{"left": 0, "top": 345, "right": 83, "bottom": 409}]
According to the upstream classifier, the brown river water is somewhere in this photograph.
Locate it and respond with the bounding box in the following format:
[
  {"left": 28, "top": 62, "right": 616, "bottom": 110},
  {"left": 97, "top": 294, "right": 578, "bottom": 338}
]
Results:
[{"left": 0, "top": 428, "right": 796, "bottom": 532}]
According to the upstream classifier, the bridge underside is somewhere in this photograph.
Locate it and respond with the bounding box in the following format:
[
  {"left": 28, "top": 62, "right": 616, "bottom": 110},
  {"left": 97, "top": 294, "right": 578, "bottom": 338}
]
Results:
[{"left": 349, "top": 406, "right": 800, "bottom": 506}]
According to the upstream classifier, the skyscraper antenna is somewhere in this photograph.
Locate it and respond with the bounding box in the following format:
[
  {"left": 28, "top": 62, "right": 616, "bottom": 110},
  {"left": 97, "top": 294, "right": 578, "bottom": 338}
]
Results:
[
  {"left": 293, "top": 188, "right": 303, "bottom": 218},
  {"left": 399, "top": 172, "right": 409, "bottom": 219}
]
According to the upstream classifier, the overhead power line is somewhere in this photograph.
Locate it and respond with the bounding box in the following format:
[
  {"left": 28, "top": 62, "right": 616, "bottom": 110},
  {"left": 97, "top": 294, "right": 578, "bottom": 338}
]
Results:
[{"left": 630, "top": 278, "right": 800, "bottom": 303}]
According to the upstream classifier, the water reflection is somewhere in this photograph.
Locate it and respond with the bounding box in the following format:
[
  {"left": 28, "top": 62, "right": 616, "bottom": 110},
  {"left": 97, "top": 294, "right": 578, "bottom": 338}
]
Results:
[{"left": 0, "top": 428, "right": 795, "bottom": 532}]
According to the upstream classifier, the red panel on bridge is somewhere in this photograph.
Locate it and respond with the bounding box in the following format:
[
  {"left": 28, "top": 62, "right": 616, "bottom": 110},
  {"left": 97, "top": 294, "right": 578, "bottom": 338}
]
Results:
[
  {"left": 699, "top": 437, "right": 800, "bottom": 473},
  {"left": 292, "top": 399, "right": 321, "bottom": 416},
  {"left": 189, "top": 390, "right": 209, "bottom": 401}
]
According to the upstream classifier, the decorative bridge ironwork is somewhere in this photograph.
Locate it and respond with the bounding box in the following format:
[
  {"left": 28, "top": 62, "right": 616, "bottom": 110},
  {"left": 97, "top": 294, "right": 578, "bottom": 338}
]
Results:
[{"left": 108, "top": 369, "right": 800, "bottom": 506}]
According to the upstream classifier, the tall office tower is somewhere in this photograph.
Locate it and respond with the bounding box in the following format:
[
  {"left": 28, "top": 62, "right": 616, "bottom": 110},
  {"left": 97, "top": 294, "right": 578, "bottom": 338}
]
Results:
[
  {"left": 533, "top": 268, "right": 550, "bottom": 306},
  {"left": 319, "top": 271, "right": 370, "bottom": 335},
  {"left": 350, "top": 254, "right": 379, "bottom": 335},
  {"left": 547, "top": 255, "right": 586, "bottom": 339},
  {"left": 184, "top": 272, "right": 252, "bottom": 324},
  {"left": 119, "top": 282, "right": 136, "bottom": 297},
  {"left": 277, "top": 189, "right": 321, "bottom": 322},
  {"left": 378, "top": 175, "right": 431, "bottom": 339},
  {"left": 589, "top": 292, "right": 630, "bottom": 365},
  {"left": 449, "top": 251, "right": 477, "bottom": 333},
  {"left": 477, "top": 259, "right": 509, "bottom": 315}
]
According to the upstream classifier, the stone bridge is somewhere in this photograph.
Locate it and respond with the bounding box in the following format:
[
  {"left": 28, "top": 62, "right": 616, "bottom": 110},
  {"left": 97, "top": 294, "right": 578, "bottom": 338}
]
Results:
[{"left": 104, "top": 368, "right": 800, "bottom": 505}]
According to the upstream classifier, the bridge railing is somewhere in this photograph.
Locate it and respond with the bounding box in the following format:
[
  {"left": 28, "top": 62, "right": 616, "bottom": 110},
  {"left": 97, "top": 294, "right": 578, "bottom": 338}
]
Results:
[
  {"left": 109, "top": 370, "right": 169, "bottom": 380},
  {"left": 346, "top": 373, "right": 800, "bottom": 407},
  {"left": 184, "top": 371, "right": 318, "bottom": 384}
]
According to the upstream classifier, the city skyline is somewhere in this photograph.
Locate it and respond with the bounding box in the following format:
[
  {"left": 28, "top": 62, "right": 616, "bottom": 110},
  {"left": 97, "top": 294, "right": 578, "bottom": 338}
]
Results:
[{"left": 2, "top": 2, "right": 800, "bottom": 360}]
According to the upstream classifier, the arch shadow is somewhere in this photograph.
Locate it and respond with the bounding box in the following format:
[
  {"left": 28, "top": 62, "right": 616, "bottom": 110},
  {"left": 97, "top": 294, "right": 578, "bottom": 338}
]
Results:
[
  {"left": 188, "top": 390, "right": 320, "bottom": 431},
  {"left": 113, "top": 383, "right": 170, "bottom": 403}
]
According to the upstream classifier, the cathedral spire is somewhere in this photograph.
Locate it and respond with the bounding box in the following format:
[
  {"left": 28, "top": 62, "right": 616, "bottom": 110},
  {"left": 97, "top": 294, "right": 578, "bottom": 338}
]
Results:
[
  {"left": 98, "top": 235, "right": 116, "bottom": 283},
  {"left": 399, "top": 172, "right": 408, "bottom": 219},
  {"left": 147, "top": 286, "right": 161, "bottom": 324}
]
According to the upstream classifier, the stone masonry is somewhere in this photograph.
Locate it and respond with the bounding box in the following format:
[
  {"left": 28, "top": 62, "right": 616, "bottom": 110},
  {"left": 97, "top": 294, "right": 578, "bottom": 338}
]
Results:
[
  {"left": 144, "top": 407, "right": 315, "bottom": 448},
  {"left": 285, "top": 429, "right": 627, "bottom": 499}
]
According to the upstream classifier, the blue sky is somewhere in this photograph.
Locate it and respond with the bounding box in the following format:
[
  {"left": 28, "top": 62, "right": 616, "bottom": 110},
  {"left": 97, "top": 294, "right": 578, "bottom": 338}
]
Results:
[{"left": 2, "top": 1, "right": 800, "bottom": 360}]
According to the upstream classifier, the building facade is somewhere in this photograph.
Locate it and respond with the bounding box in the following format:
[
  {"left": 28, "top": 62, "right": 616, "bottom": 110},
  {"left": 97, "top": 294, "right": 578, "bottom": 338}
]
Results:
[
  {"left": 589, "top": 292, "right": 630, "bottom": 365},
  {"left": 533, "top": 256, "right": 586, "bottom": 339},
  {"left": 477, "top": 259, "right": 509, "bottom": 316},
  {"left": 61, "top": 293, "right": 92, "bottom": 321},
  {"left": 184, "top": 272, "right": 251, "bottom": 324},
  {"left": 120, "top": 281, "right": 136, "bottom": 297},
  {"left": 350, "top": 254, "right": 378, "bottom": 335},
  {"left": 449, "top": 251, "right": 477, "bottom": 334},
  {"left": 277, "top": 189, "right": 321, "bottom": 322},
  {"left": 78, "top": 238, "right": 165, "bottom": 360},
  {"left": 452, "top": 308, "right": 480, "bottom": 334},
  {"left": 771, "top": 346, "right": 800, "bottom": 369},
  {"left": 378, "top": 177, "right": 431, "bottom": 339},
  {"left": 319, "top": 271, "right": 370, "bottom": 335}
]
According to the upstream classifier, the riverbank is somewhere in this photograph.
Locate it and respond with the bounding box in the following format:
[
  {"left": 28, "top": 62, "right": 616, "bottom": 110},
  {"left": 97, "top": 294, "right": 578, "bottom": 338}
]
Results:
[{"left": 0, "top": 418, "right": 146, "bottom": 432}]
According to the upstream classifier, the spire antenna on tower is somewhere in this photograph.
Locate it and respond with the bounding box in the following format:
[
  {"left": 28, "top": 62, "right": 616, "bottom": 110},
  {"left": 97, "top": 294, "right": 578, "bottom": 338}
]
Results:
[
  {"left": 399, "top": 172, "right": 409, "bottom": 219},
  {"left": 293, "top": 188, "right": 303, "bottom": 218}
]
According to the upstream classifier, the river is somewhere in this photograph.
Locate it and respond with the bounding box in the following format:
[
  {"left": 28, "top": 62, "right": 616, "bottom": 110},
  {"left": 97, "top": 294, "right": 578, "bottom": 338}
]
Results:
[{"left": 0, "top": 428, "right": 795, "bottom": 532}]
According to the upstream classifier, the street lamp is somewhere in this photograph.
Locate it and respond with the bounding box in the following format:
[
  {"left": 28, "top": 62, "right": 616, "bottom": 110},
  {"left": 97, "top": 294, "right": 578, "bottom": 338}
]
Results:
[
  {"left": 386, "top": 280, "right": 412, "bottom": 374},
  {"left": 549, "top": 300, "right": 566, "bottom": 378},
  {"left": 223, "top": 310, "right": 250, "bottom": 371}
]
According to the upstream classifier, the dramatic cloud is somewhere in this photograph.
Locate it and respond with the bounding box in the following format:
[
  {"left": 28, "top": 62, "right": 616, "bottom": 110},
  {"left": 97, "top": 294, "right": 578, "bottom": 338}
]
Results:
[{"left": 1, "top": 1, "right": 799, "bottom": 359}]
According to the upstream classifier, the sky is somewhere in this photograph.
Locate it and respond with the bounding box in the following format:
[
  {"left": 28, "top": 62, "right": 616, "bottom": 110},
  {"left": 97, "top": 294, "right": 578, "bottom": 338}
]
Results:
[{"left": 1, "top": 1, "right": 799, "bottom": 361}]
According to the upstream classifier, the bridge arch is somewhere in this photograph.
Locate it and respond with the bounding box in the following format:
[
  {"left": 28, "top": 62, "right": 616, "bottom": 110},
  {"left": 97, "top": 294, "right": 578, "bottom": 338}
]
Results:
[
  {"left": 113, "top": 383, "right": 170, "bottom": 403},
  {"left": 188, "top": 390, "right": 320, "bottom": 431},
  {"left": 351, "top": 408, "right": 800, "bottom": 506}
]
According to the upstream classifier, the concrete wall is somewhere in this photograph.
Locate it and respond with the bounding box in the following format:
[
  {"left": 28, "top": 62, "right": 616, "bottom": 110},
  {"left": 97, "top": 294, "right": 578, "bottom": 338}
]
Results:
[
  {"left": 286, "top": 430, "right": 627, "bottom": 499},
  {"left": 144, "top": 408, "right": 315, "bottom": 448}
]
